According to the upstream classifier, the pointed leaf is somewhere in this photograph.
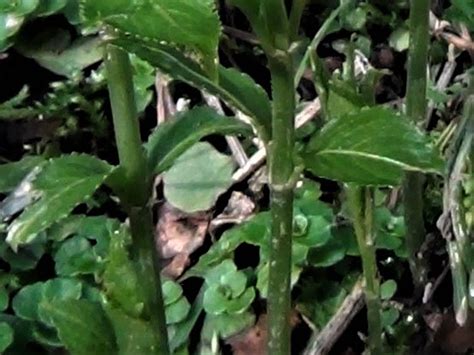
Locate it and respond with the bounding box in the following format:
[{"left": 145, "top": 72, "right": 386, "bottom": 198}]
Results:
[
  {"left": 111, "top": 37, "right": 272, "bottom": 140},
  {"left": 163, "top": 142, "right": 234, "bottom": 213},
  {"left": 303, "top": 106, "right": 444, "bottom": 186},
  {"left": 41, "top": 300, "right": 117, "bottom": 355},
  {"left": 146, "top": 106, "right": 251, "bottom": 174},
  {"left": 6, "top": 155, "right": 115, "bottom": 251}
]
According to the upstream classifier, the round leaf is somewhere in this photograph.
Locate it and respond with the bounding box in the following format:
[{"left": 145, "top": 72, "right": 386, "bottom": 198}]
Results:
[
  {"left": 203, "top": 285, "right": 228, "bottom": 315},
  {"left": 165, "top": 297, "right": 190, "bottom": 324},
  {"left": 12, "top": 282, "right": 44, "bottom": 321},
  {"left": 380, "top": 280, "right": 397, "bottom": 300},
  {"left": 226, "top": 288, "right": 255, "bottom": 314},
  {"left": 0, "top": 322, "right": 13, "bottom": 353},
  {"left": 221, "top": 271, "right": 247, "bottom": 298},
  {"left": 163, "top": 280, "right": 184, "bottom": 306},
  {"left": 163, "top": 142, "right": 234, "bottom": 213}
]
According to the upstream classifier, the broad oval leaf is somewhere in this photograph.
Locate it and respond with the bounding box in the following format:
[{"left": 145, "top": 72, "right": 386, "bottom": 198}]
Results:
[
  {"left": 40, "top": 300, "right": 117, "bottom": 355},
  {"left": 111, "top": 37, "right": 272, "bottom": 141},
  {"left": 6, "top": 154, "right": 115, "bottom": 251},
  {"left": 146, "top": 106, "right": 251, "bottom": 174},
  {"left": 163, "top": 142, "right": 234, "bottom": 213},
  {"left": 303, "top": 106, "right": 444, "bottom": 186}
]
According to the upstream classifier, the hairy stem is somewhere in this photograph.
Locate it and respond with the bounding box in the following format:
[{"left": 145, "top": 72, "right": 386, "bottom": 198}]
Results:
[
  {"left": 267, "top": 51, "right": 296, "bottom": 355},
  {"left": 403, "top": 0, "right": 431, "bottom": 288},
  {"left": 105, "top": 44, "right": 170, "bottom": 354},
  {"left": 347, "top": 185, "right": 383, "bottom": 354}
]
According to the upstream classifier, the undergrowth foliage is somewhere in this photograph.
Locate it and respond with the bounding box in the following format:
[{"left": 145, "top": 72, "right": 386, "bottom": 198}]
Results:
[{"left": 0, "top": 0, "right": 471, "bottom": 354}]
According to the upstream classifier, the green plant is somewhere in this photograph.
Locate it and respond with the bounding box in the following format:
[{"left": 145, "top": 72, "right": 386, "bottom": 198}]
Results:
[{"left": 0, "top": 0, "right": 447, "bottom": 353}]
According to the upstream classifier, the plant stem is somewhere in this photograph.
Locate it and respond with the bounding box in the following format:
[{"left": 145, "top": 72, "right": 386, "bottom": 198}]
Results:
[
  {"left": 105, "top": 43, "right": 170, "bottom": 355},
  {"left": 347, "top": 185, "right": 383, "bottom": 354},
  {"left": 267, "top": 52, "right": 296, "bottom": 355},
  {"left": 289, "top": 0, "right": 307, "bottom": 41},
  {"left": 403, "top": 0, "right": 431, "bottom": 288}
]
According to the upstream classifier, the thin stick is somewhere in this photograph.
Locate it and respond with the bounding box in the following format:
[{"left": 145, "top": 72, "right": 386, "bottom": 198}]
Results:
[
  {"left": 303, "top": 279, "right": 364, "bottom": 355},
  {"left": 203, "top": 93, "right": 249, "bottom": 168}
]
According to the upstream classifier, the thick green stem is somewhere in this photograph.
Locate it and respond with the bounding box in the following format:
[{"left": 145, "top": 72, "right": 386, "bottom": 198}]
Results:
[
  {"left": 267, "top": 52, "right": 296, "bottom": 355},
  {"left": 403, "top": 0, "right": 431, "bottom": 288},
  {"left": 105, "top": 44, "right": 170, "bottom": 355},
  {"left": 347, "top": 186, "right": 383, "bottom": 354}
]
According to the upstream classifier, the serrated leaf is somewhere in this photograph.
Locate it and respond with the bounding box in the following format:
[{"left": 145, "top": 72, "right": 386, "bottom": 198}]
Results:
[
  {"left": 111, "top": 37, "right": 272, "bottom": 140},
  {"left": 0, "top": 322, "right": 13, "bottom": 353},
  {"left": 83, "top": 0, "right": 220, "bottom": 75},
  {"left": 6, "top": 155, "right": 115, "bottom": 251},
  {"left": 303, "top": 106, "right": 444, "bottom": 186},
  {"left": 0, "top": 156, "right": 44, "bottom": 193},
  {"left": 163, "top": 142, "right": 234, "bottom": 213},
  {"left": 146, "top": 106, "right": 251, "bottom": 174},
  {"left": 110, "top": 1, "right": 219, "bottom": 73},
  {"left": 104, "top": 306, "right": 157, "bottom": 355},
  {"left": 41, "top": 300, "right": 117, "bottom": 355}
]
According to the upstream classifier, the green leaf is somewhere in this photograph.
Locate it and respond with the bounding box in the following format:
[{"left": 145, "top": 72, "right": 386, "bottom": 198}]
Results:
[
  {"left": 203, "top": 285, "right": 228, "bottom": 315},
  {"left": 17, "top": 36, "right": 104, "bottom": 77},
  {"left": 163, "top": 280, "right": 184, "bottom": 307},
  {"left": 389, "top": 26, "right": 410, "bottom": 52},
  {"left": 226, "top": 288, "right": 255, "bottom": 314},
  {"left": 163, "top": 142, "right": 234, "bottom": 213},
  {"left": 41, "top": 300, "right": 117, "bottom": 355},
  {"left": 12, "top": 282, "right": 45, "bottom": 321},
  {"left": 166, "top": 297, "right": 190, "bottom": 324},
  {"left": 111, "top": 37, "right": 272, "bottom": 140},
  {"left": 54, "top": 236, "right": 101, "bottom": 276},
  {"left": 103, "top": 228, "right": 144, "bottom": 318},
  {"left": 104, "top": 306, "right": 157, "bottom": 355},
  {"left": 307, "top": 236, "right": 347, "bottom": 267},
  {"left": 0, "top": 156, "right": 44, "bottom": 193},
  {"left": 33, "top": 0, "right": 68, "bottom": 16},
  {"left": 0, "top": 233, "right": 46, "bottom": 271},
  {"left": 6, "top": 154, "right": 115, "bottom": 251},
  {"left": 0, "top": 322, "right": 13, "bottom": 353},
  {"left": 202, "top": 312, "right": 255, "bottom": 341},
  {"left": 0, "top": 287, "right": 8, "bottom": 311},
  {"left": 380, "top": 279, "right": 397, "bottom": 300},
  {"left": 381, "top": 307, "right": 400, "bottom": 328},
  {"left": 111, "top": 2, "right": 220, "bottom": 74},
  {"left": 303, "top": 106, "right": 444, "bottom": 186},
  {"left": 146, "top": 106, "right": 251, "bottom": 174}
]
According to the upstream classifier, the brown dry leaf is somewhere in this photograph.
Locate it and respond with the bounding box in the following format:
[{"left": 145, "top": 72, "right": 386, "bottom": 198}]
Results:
[
  {"left": 211, "top": 191, "right": 255, "bottom": 230},
  {"left": 425, "top": 313, "right": 474, "bottom": 354},
  {"left": 227, "top": 314, "right": 268, "bottom": 355},
  {"left": 227, "top": 312, "right": 300, "bottom": 355},
  {"left": 155, "top": 202, "right": 210, "bottom": 279}
]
